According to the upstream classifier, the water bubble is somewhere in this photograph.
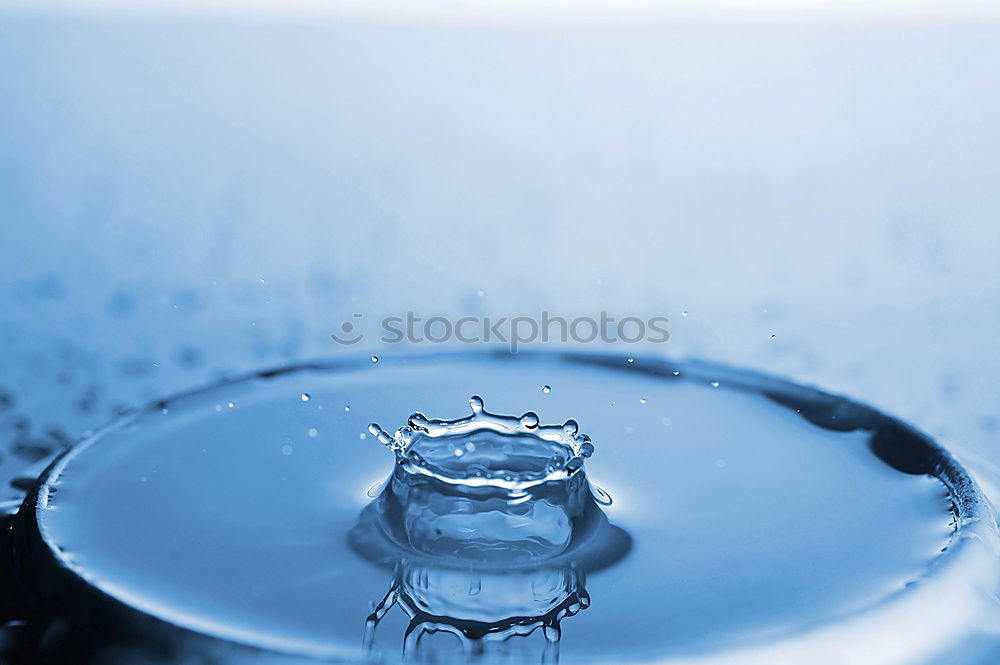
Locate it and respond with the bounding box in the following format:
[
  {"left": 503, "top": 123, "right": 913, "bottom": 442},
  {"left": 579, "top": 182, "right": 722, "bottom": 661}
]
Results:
[
  {"left": 541, "top": 385, "right": 551, "bottom": 394},
  {"left": 300, "top": 393, "right": 310, "bottom": 402},
  {"left": 590, "top": 484, "right": 613, "bottom": 505},
  {"left": 370, "top": 356, "right": 379, "bottom": 364}
]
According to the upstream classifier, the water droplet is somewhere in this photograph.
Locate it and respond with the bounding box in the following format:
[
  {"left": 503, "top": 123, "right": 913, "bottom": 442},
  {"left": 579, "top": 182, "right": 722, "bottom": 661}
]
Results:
[
  {"left": 359, "top": 432, "right": 367, "bottom": 440},
  {"left": 769, "top": 334, "right": 776, "bottom": 339},
  {"left": 300, "top": 393, "right": 310, "bottom": 402},
  {"left": 227, "top": 401, "right": 235, "bottom": 409},
  {"left": 307, "top": 428, "right": 318, "bottom": 438},
  {"left": 469, "top": 395, "right": 485, "bottom": 413},
  {"left": 344, "top": 405, "right": 351, "bottom": 413},
  {"left": 563, "top": 419, "right": 579, "bottom": 435},
  {"left": 281, "top": 444, "right": 293, "bottom": 455},
  {"left": 370, "top": 356, "right": 379, "bottom": 364},
  {"left": 639, "top": 398, "right": 647, "bottom": 404},
  {"left": 682, "top": 310, "right": 689, "bottom": 317},
  {"left": 520, "top": 412, "right": 540, "bottom": 429},
  {"left": 541, "top": 385, "right": 551, "bottom": 394},
  {"left": 626, "top": 357, "right": 634, "bottom": 364},
  {"left": 711, "top": 381, "right": 720, "bottom": 388},
  {"left": 672, "top": 370, "right": 681, "bottom": 376}
]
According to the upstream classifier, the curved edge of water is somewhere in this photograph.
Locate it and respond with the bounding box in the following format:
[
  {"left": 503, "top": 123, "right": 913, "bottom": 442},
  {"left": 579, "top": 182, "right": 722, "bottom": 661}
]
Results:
[{"left": 10, "top": 348, "right": 999, "bottom": 664}]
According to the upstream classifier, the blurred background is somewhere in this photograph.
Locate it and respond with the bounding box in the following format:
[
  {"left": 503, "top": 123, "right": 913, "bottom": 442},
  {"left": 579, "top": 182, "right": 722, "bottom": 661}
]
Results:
[{"left": 1, "top": 0, "right": 999, "bottom": 501}]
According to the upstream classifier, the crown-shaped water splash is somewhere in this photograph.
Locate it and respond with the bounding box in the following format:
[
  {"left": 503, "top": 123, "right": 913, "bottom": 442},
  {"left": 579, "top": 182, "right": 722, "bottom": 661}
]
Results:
[{"left": 368, "top": 396, "right": 595, "bottom": 490}]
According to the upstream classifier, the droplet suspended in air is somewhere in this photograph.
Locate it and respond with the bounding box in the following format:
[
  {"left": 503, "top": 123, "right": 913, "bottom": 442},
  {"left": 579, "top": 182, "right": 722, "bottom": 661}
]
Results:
[
  {"left": 542, "top": 385, "right": 551, "bottom": 394},
  {"left": 520, "top": 412, "right": 540, "bottom": 429}
]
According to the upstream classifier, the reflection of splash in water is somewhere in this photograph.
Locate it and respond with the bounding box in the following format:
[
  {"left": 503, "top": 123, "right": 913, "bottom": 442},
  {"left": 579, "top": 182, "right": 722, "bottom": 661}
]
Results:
[
  {"left": 353, "top": 397, "right": 630, "bottom": 664},
  {"left": 363, "top": 562, "right": 589, "bottom": 665}
]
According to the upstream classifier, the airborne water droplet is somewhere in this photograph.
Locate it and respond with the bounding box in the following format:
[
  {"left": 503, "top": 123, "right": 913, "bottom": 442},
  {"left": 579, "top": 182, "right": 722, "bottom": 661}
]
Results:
[
  {"left": 711, "top": 381, "right": 720, "bottom": 388},
  {"left": 300, "top": 393, "right": 310, "bottom": 402},
  {"left": 542, "top": 385, "right": 551, "bottom": 394},
  {"left": 370, "top": 356, "right": 379, "bottom": 364}
]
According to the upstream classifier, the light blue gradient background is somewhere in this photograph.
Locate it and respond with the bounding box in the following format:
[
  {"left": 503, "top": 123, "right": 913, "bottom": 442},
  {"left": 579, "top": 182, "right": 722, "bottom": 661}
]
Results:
[{"left": 1, "top": 7, "right": 998, "bottom": 470}]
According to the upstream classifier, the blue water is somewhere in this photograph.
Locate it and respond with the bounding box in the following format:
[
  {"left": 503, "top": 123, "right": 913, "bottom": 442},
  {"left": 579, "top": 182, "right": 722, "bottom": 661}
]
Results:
[{"left": 29, "top": 351, "right": 973, "bottom": 664}]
